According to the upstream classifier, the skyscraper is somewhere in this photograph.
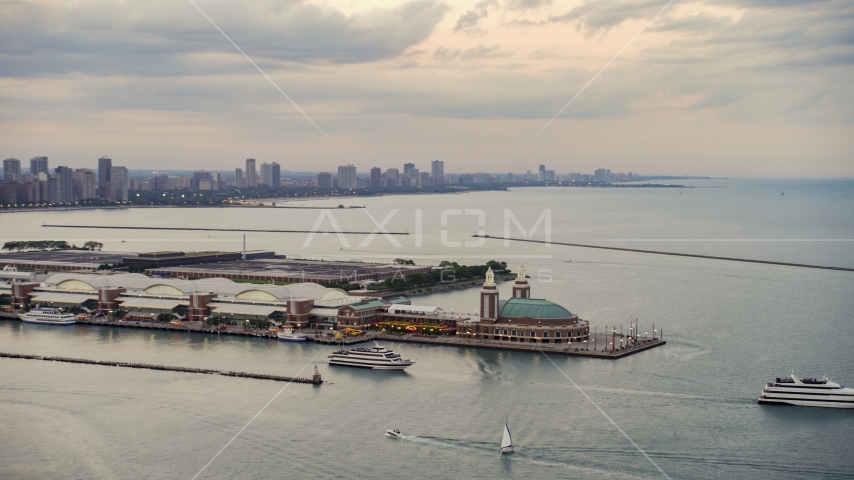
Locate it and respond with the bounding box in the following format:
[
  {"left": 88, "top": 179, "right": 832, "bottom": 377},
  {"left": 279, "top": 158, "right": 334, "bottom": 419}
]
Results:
[
  {"left": 97, "top": 156, "right": 111, "bottom": 198},
  {"left": 403, "top": 163, "right": 415, "bottom": 175},
  {"left": 30, "top": 156, "right": 49, "bottom": 175},
  {"left": 317, "top": 172, "right": 332, "bottom": 189},
  {"left": 271, "top": 163, "right": 281, "bottom": 188},
  {"left": 538, "top": 164, "right": 546, "bottom": 182},
  {"left": 55, "top": 166, "right": 74, "bottom": 203},
  {"left": 594, "top": 168, "right": 611, "bottom": 183},
  {"left": 260, "top": 162, "right": 281, "bottom": 187},
  {"left": 385, "top": 168, "right": 399, "bottom": 186},
  {"left": 370, "top": 167, "right": 382, "bottom": 188},
  {"left": 110, "top": 166, "right": 128, "bottom": 201},
  {"left": 72, "top": 168, "right": 97, "bottom": 200},
  {"left": 337, "top": 164, "right": 357, "bottom": 190},
  {"left": 234, "top": 168, "right": 244, "bottom": 188},
  {"left": 431, "top": 160, "right": 444, "bottom": 185},
  {"left": 246, "top": 158, "right": 257, "bottom": 187},
  {"left": 3, "top": 158, "right": 21, "bottom": 182}
]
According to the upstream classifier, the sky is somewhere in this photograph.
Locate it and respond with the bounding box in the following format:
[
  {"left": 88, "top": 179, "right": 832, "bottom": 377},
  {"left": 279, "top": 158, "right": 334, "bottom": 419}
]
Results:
[{"left": 1, "top": 0, "right": 852, "bottom": 177}]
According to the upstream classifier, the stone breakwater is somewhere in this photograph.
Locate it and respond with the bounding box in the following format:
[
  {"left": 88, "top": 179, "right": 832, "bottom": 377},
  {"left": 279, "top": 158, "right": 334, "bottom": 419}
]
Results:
[{"left": 0, "top": 352, "right": 322, "bottom": 385}]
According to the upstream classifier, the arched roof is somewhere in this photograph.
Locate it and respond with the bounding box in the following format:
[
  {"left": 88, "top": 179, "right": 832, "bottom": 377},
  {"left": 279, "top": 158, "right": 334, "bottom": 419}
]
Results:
[
  {"left": 43, "top": 273, "right": 343, "bottom": 301},
  {"left": 498, "top": 298, "right": 574, "bottom": 319}
]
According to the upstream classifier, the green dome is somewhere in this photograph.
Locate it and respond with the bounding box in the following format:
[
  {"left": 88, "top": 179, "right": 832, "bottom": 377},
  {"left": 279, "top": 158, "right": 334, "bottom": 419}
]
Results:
[{"left": 498, "top": 298, "right": 573, "bottom": 319}]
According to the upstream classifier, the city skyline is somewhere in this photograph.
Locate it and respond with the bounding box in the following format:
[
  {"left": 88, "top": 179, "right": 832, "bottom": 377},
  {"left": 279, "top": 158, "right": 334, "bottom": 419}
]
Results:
[{"left": 0, "top": 0, "right": 851, "bottom": 177}]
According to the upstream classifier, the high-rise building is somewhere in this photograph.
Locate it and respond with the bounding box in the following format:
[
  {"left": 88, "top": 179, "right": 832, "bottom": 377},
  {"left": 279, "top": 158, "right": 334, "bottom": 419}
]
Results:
[
  {"left": 30, "top": 156, "right": 49, "bottom": 176},
  {"left": 110, "top": 166, "right": 128, "bottom": 201},
  {"left": 72, "top": 168, "right": 97, "bottom": 200},
  {"left": 97, "top": 156, "right": 112, "bottom": 198},
  {"left": 55, "top": 166, "right": 74, "bottom": 203},
  {"left": 545, "top": 170, "right": 555, "bottom": 182},
  {"left": 260, "top": 162, "right": 281, "bottom": 187},
  {"left": 594, "top": 168, "right": 611, "bottom": 183},
  {"left": 420, "top": 172, "right": 431, "bottom": 187},
  {"left": 370, "top": 167, "right": 382, "bottom": 188},
  {"left": 337, "top": 164, "right": 357, "bottom": 190},
  {"left": 317, "top": 172, "right": 332, "bottom": 189},
  {"left": 408, "top": 168, "right": 420, "bottom": 186},
  {"left": 234, "top": 168, "right": 244, "bottom": 188},
  {"left": 385, "top": 168, "right": 399, "bottom": 186},
  {"left": 270, "top": 163, "right": 280, "bottom": 188},
  {"left": 3, "top": 158, "right": 21, "bottom": 182},
  {"left": 538, "top": 164, "right": 546, "bottom": 182},
  {"left": 246, "top": 159, "right": 257, "bottom": 187},
  {"left": 403, "top": 163, "right": 415, "bottom": 175},
  {"left": 430, "top": 160, "right": 444, "bottom": 185}
]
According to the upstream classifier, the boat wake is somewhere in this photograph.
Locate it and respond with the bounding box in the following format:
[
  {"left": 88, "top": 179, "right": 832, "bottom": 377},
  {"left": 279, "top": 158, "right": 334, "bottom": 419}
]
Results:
[{"left": 391, "top": 434, "right": 484, "bottom": 452}]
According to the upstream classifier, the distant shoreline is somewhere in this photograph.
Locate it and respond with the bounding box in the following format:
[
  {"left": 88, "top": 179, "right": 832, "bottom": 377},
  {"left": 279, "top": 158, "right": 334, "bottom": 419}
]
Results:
[{"left": 0, "top": 183, "right": 693, "bottom": 214}]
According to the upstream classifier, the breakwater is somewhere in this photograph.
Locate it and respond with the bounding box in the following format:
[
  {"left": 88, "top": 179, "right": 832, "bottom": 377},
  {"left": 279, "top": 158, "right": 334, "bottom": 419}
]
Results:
[
  {"left": 475, "top": 235, "right": 854, "bottom": 272},
  {"left": 0, "top": 352, "right": 322, "bottom": 385}
]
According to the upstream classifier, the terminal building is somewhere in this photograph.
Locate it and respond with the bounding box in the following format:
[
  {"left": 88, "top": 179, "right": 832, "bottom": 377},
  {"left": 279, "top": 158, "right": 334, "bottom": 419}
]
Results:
[
  {"left": 456, "top": 266, "right": 589, "bottom": 344},
  {"left": 3, "top": 273, "right": 403, "bottom": 328}
]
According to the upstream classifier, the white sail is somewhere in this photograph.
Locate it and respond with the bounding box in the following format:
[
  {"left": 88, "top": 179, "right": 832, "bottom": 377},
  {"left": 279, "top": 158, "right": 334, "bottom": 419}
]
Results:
[{"left": 501, "top": 423, "right": 512, "bottom": 449}]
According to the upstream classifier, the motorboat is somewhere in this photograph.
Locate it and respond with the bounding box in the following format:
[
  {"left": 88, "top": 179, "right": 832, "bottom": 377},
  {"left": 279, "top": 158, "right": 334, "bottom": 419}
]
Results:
[
  {"left": 385, "top": 429, "right": 403, "bottom": 439},
  {"left": 277, "top": 328, "right": 307, "bottom": 342},
  {"left": 759, "top": 373, "right": 854, "bottom": 408}
]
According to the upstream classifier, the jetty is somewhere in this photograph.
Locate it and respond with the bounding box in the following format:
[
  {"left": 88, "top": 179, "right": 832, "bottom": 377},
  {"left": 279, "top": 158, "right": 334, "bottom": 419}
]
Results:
[{"left": 0, "top": 352, "right": 322, "bottom": 385}]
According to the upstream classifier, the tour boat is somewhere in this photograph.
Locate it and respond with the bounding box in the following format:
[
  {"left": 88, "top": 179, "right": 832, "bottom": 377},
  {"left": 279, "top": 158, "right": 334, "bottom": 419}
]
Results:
[
  {"left": 327, "top": 342, "right": 415, "bottom": 370},
  {"left": 501, "top": 422, "right": 514, "bottom": 453},
  {"left": 277, "top": 329, "right": 307, "bottom": 342},
  {"left": 385, "top": 429, "right": 403, "bottom": 439},
  {"left": 758, "top": 373, "right": 854, "bottom": 408},
  {"left": 18, "top": 307, "right": 77, "bottom": 325}
]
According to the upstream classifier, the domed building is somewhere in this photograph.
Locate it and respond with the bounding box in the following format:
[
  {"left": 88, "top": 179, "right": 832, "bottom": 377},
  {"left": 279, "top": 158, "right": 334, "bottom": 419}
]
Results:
[{"left": 457, "top": 265, "right": 589, "bottom": 344}]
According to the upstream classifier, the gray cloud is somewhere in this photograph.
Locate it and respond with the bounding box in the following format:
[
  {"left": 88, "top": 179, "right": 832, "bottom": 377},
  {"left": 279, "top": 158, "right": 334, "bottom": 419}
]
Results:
[
  {"left": 504, "top": 0, "right": 553, "bottom": 12},
  {"left": 0, "top": 0, "right": 449, "bottom": 77},
  {"left": 453, "top": 0, "right": 497, "bottom": 35}
]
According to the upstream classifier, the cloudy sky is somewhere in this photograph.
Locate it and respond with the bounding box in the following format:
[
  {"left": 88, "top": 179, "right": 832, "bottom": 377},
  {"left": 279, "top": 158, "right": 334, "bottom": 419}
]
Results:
[{"left": 1, "top": 0, "right": 852, "bottom": 176}]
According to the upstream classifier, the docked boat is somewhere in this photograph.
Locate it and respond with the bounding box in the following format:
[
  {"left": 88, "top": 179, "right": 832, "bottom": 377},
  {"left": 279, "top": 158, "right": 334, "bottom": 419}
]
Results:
[
  {"left": 327, "top": 342, "right": 415, "bottom": 370},
  {"left": 500, "top": 422, "right": 514, "bottom": 453},
  {"left": 277, "top": 328, "right": 307, "bottom": 342},
  {"left": 18, "top": 307, "right": 77, "bottom": 325},
  {"left": 385, "top": 429, "right": 403, "bottom": 438},
  {"left": 758, "top": 373, "right": 854, "bottom": 408}
]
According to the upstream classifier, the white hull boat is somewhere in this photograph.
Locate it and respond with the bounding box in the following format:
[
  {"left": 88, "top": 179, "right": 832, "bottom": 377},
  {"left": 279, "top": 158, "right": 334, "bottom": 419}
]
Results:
[
  {"left": 328, "top": 342, "right": 415, "bottom": 370},
  {"left": 18, "top": 308, "right": 76, "bottom": 325},
  {"left": 385, "top": 429, "right": 403, "bottom": 439},
  {"left": 759, "top": 373, "right": 854, "bottom": 408}
]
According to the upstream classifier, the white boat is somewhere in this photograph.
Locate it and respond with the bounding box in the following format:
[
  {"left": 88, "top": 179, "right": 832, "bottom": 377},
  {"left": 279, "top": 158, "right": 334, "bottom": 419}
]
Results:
[
  {"left": 759, "top": 373, "right": 854, "bottom": 408},
  {"left": 327, "top": 342, "right": 415, "bottom": 370},
  {"left": 500, "top": 422, "right": 514, "bottom": 453},
  {"left": 18, "top": 307, "right": 77, "bottom": 325},
  {"left": 277, "top": 329, "right": 307, "bottom": 342},
  {"left": 385, "top": 429, "right": 403, "bottom": 438}
]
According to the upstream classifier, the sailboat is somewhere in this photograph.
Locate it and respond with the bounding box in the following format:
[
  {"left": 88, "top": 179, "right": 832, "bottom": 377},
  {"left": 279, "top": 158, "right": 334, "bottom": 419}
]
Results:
[{"left": 500, "top": 422, "right": 514, "bottom": 453}]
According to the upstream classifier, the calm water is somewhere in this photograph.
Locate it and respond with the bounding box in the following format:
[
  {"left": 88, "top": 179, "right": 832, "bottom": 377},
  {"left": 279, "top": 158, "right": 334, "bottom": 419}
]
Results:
[{"left": 1, "top": 179, "right": 853, "bottom": 479}]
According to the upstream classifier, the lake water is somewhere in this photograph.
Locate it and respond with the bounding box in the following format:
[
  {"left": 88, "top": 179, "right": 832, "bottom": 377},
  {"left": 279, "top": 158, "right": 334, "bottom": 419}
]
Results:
[{"left": 1, "top": 178, "right": 853, "bottom": 479}]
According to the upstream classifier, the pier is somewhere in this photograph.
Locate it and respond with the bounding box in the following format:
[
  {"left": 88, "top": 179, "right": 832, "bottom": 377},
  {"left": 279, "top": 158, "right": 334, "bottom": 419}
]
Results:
[
  {"left": 310, "top": 331, "right": 665, "bottom": 359},
  {"left": 0, "top": 352, "right": 322, "bottom": 385}
]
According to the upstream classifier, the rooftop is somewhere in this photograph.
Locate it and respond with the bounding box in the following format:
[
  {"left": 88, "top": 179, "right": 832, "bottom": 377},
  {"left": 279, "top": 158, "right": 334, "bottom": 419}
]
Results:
[{"left": 498, "top": 298, "right": 574, "bottom": 319}]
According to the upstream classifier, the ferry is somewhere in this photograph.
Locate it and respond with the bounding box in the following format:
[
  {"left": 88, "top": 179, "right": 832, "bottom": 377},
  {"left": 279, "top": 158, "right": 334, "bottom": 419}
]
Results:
[
  {"left": 18, "top": 307, "right": 77, "bottom": 325},
  {"left": 758, "top": 373, "right": 854, "bottom": 408},
  {"left": 277, "top": 328, "right": 307, "bottom": 342},
  {"left": 328, "top": 342, "right": 415, "bottom": 370}
]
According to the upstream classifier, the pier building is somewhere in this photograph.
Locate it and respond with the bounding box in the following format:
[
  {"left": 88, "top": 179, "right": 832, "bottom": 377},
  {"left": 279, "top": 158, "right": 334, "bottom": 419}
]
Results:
[{"left": 456, "top": 266, "right": 589, "bottom": 344}]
